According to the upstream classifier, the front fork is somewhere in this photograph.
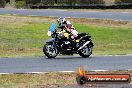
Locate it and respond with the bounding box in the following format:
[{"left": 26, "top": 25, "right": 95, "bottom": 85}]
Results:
[{"left": 51, "top": 35, "right": 57, "bottom": 49}]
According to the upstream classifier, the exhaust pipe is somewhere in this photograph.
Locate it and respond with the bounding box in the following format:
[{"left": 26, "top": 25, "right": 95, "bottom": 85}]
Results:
[{"left": 78, "top": 41, "right": 90, "bottom": 51}]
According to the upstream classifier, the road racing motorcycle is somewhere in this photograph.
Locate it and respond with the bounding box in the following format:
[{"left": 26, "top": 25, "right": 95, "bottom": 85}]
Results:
[{"left": 43, "top": 23, "right": 94, "bottom": 58}]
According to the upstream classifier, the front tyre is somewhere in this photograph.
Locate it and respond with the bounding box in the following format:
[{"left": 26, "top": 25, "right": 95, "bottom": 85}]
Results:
[
  {"left": 78, "top": 45, "right": 92, "bottom": 58},
  {"left": 43, "top": 43, "right": 58, "bottom": 58}
]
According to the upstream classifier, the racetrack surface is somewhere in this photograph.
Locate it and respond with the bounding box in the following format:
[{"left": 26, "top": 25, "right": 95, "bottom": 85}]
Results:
[
  {"left": 0, "top": 9, "right": 132, "bottom": 21},
  {"left": 0, "top": 56, "right": 132, "bottom": 73}
]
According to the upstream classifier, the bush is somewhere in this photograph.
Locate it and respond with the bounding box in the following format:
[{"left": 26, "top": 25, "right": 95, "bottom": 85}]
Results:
[
  {"left": 16, "top": 1, "right": 25, "bottom": 8},
  {"left": 41, "top": 0, "right": 54, "bottom": 5},
  {"left": 57, "top": 0, "right": 105, "bottom": 6},
  {"left": 26, "top": 0, "right": 41, "bottom": 5},
  {"left": 78, "top": 0, "right": 105, "bottom": 4},
  {"left": 0, "top": 0, "right": 6, "bottom": 8},
  {"left": 115, "top": 0, "right": 132, "bottom": 4}
]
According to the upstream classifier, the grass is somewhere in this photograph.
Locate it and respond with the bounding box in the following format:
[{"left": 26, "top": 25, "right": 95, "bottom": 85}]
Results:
[
  {"left": 0, "top": 15, "right": 132, "bottom": 57},
  {"left": 75, "top": 24, "right": 132, "bottom": 55},
  {"left": 0, "top": 73, "right": 76, "bottom": 88},
  {"left": 66, "top": 9, "right": 132, "bottom": 13},
  {"left": 0, "top": 71, "right": 131, "bottom": 88}
]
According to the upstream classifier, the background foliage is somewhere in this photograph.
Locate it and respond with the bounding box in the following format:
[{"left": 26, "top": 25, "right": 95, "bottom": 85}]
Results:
[
  {"left": 25, "top": 0, "right": 132, "bottom": 5},
  {"left": 16, "top": 0, "right": 25, "bottom": 8},
  {"left": 1, "top": 0, "right": 132, "bottom": 8},
  {"left": 115, "top": 0, "right": 132, "bottom": 4},
  {"left": 0, "top": 0, "right": 6, "bottom": 8}
]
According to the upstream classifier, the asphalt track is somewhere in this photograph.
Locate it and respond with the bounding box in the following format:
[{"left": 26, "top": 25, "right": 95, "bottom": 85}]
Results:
[
  {"left": 0, "top": 9, "right": 132, "bottom": 21},
  {"left": 0, "top": 56, "right": 132, "bottom": 73}
]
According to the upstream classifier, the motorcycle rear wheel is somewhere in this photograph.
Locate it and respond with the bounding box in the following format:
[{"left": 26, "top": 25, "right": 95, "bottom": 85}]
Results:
[{"left": 43, "top": 43, "right": 58, "bottom": 58}]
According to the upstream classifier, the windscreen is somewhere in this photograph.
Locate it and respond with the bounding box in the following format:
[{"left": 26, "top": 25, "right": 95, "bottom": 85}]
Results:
[{"left": 49, "top": 22, "right": 56, "bottom": 33}]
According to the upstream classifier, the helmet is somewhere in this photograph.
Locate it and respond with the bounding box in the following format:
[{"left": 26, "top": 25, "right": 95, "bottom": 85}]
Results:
[
  {"left": 57, "top": 17, "right": 66, "bottom": 24},
  {"left": 66, "top": 21, "right": 71, "bottom": 25},
  {"left": 66, "top": 20, "right": 72, "bottom": 28}
]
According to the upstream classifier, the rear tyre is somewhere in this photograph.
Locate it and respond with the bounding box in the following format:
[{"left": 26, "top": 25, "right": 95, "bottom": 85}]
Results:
[{"left": 43, "top": 43, "right": 58, "bottom": 58}]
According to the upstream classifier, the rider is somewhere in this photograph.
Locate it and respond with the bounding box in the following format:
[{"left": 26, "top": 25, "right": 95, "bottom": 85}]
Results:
[
  {"left": 57, "top": 17, "right": 78, "bottom": 40},
  {"left": 57, "top": 17, "right": 78, "bottom": 49}
]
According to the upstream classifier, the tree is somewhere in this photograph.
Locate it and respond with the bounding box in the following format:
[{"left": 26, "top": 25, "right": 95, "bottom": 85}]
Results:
[
  {"left": 77, "top": 0, "right": 105, "bottom": 5},
  {"left": 0, "top": 0, "right": 6, "bottom": 8},
  {"left": 115, "top": 0, "right": 132, "bottom": 4},
  {"left": 57, "top": 0, "right": 105, "bottom": 6},
  {"left": 25, "top": 0, "right": 41, "bottom": 5},
  {"left": 16, "top": 0, "right": 26, "bottom": 8},
  {"left": 55, "top": 0, "right": 57, "bottom": 4},
  {"left": 41, "top": 0, "right": 54, "bottom": 5},
  {"left": 10, "top": 0, "right": 15, "bottom": 4}
]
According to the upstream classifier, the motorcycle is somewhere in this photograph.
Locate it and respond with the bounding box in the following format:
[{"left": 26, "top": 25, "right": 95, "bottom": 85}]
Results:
[{"left": 43, "top": 23, "right": 94, "bottom": 58}]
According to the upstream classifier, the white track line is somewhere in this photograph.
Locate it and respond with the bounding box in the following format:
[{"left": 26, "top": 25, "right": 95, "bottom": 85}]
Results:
[
  {"left": 0, "top": 73, "right": 10, "bottom": 74},
  {"left": 0, "top": 69, "right": 132, "bottom": 74},
  {"left": 93, "top": 54, "right": 132, "bottom": 57},
  {"left": 0, "top": 70, "right": 110, "bottom": 74}
]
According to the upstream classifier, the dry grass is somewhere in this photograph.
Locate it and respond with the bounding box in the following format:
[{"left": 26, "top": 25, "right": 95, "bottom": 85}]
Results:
[
  {"left": 0, "top": 72, "right": 76, "bottom": 88},
  {"left": 0, "top": 15, "right": 50, "bottom": 29},
  {"left": 68, "top": 9, "right": 132, "bottom": 13},
  {"left": 1, "top": 14, "right": 132, "bottom": 30},
  {"left": 0, "top": 71, "right": 131, "bottom": 88},
  {"left": 46, "top": 16, "right": 132, "bottom": 29},
  {"left": 0, "top": 48, "right": 43, "bottom": 57},
  {"left": 70, "top": 18, "right": 132, "bottom": 29}
]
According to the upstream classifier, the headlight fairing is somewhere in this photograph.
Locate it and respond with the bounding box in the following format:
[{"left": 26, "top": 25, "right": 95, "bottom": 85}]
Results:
[{"left": 47, "top": 31, "right": 52, "bottom": 36}]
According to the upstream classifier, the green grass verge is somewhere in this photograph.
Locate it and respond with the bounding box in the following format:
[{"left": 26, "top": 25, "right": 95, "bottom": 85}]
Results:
[
  {"left": 0, "top": 15, "right": 132, "bottom": 57},
  {"left": 75, "top": 24, "right": 132, "bottom": 55}
]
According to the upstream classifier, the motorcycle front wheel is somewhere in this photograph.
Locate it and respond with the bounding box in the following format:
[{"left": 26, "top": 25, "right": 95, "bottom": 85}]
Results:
[
  {"left": 78, "top": 45, "right": 92, "bottom": 58},
  {"left": 43, "top": 43, "right": 58, "bottom": 58}
]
